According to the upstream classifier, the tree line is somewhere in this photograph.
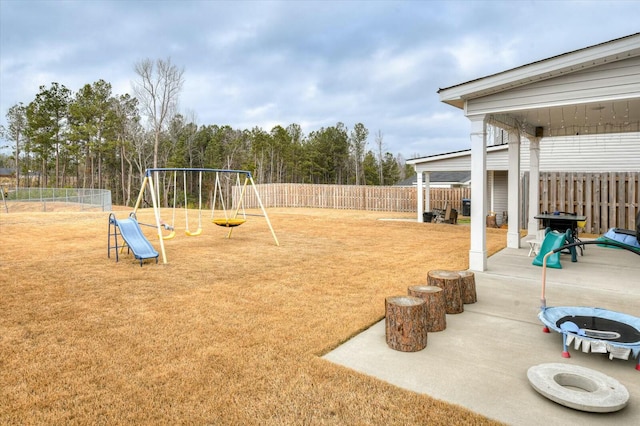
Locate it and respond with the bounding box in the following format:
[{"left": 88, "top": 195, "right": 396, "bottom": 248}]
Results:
[{"left": 0, "top": 58, "right": 412, "bottom": 206}]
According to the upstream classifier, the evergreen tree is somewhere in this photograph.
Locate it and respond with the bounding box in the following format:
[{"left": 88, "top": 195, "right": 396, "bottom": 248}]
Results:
[
  {"left": 381, "top": 152, "right": 400, "bottom": 185},
  {"left": 362, "top": 151, "right": 380, "bottom": 185},
  {"left": 25, "top": 83, "right": 71, "bottom": 187},
  {"left": 349, "top": 123, "right": 368, "bottom": 185},
  {"left": 68, "top": 79, "right": 114, "bottom": 188}
]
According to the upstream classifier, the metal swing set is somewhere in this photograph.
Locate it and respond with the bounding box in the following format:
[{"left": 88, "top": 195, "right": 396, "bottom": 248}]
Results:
[{"left": 131, "top": 167, "right": 279, "bottom": 264}]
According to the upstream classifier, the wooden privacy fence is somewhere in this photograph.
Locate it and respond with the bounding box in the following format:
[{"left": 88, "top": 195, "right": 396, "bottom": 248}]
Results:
[
  {"left": 240, "top": 183, "right": 470, "bottom": 213},
  {"left": 536, "top": 171, "right": 639, "bottom": 234},
  {"left": 429, "top": 188, "right": 471, "bottom": 212},
  {"left": 243, "top": 173, "right": 639, "bottom": 233}
]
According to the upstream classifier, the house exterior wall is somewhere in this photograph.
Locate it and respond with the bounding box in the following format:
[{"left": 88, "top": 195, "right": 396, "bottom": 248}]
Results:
[
  {"left": 413, "top": 132, "right": 640, "bottom": 173},
  {"left": 411, "top": 132, "right": 639, "bottom": 229},
  {"left": 466, "top": 56, "right": 640, "bottom": 115},
  {"left": 414, "top": 155, "right": 471, "bottom": 171},
  {"left": 492, "top": 171, "right": 508, "bottom": 225},
  {"left": 521, "top": 132, "right": 640, "bottom": 172}
]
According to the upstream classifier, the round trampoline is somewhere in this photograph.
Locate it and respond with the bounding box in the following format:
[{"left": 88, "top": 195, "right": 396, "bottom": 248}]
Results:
[
  {"left": 539, "top": 306, "right": 640, "bottom": 364},
  {"left": 539, "top": 240, "right": 640, "bottom": 370}
]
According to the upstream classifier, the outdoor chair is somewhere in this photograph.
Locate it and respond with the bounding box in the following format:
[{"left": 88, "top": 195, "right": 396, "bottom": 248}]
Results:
[
  {"left": 435, "top": 203, "right": 452, "bottom": 223},
  {"left": 432, "top": 205, "right": 445, "bottom": 223}
]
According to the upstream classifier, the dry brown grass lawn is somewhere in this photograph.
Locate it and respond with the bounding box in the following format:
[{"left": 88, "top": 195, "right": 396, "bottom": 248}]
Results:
[{"left": 0, "top": 207, "right": 508, "bottom": 425}]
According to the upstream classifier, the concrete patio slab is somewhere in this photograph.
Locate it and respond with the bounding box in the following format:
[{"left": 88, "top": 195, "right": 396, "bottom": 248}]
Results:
[{"left": 323, "top": 240, "right": 640, "bottom": 425}]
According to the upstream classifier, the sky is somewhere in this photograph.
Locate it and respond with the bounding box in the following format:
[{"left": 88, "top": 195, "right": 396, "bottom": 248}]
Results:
[{"left": 1, "top": 0, "right": 639, "bottom": 159}]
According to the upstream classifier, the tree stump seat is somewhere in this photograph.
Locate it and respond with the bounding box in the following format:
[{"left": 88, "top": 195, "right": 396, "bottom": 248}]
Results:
[
  {"left": 458, "top": 270, "right": 477, "bottom": 304},
  {"left": 385, "top": 296, "right": 427, "bottom": 352},
  {"left": 427, "top": 269, "right": 464, "bottom": 314},
  {"left": 408, "top": 285, "right": 446, "bottom": 332}
]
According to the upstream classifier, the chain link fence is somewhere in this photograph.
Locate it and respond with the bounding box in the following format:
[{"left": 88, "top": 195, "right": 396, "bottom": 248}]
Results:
[{"left": 1, "top": 187, "right": 112, "bottom": 213}]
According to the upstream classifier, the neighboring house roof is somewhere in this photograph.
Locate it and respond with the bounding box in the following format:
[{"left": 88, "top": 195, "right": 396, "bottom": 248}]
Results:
[
  {"left": 0, "top": 168, "right": 14, "bottom": 176},
  {"left": 406, "top": 144, "right": 507, "bottom": 164},
  {"left": 396, "top": 171, "right": 471, "bottom": 186}
]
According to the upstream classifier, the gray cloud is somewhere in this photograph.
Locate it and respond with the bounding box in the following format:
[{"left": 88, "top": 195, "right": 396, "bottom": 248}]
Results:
[{"left": 1, "top": 0, "right": 639, "bottom": 158}]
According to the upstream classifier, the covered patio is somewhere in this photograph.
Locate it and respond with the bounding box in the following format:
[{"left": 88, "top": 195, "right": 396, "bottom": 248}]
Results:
[
  {"left": 431, "top": 33, "right": 640, "bottom": 271},
  {"left": 324, "top": 240, "right": 640, "bottom": 425},
  {"left": 323, "top": 32, "right": 640, "bottom": 426}
]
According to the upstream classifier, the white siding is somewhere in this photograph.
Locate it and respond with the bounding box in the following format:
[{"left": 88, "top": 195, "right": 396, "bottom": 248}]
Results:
[
  {"left": 487, "top": 149, "right": 510, "bottom": 171},
  {"left": 521, "top": 132, "right": 640, "bottom": 172},
  {"left": 467, "top": 56, "right": 640, "bottom": 115},
  {"left": 492, "top": 171, "right": 508, "bottom": 225},
  {"left": 414, "top": 132, "right": 640, "bottom": 173},
  {"left": 415, "top": 155, "right": 470, "bottom": 172}
]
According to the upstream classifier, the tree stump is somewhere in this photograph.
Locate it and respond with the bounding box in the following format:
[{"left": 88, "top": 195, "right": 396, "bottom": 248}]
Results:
[
  {"left": 407, "top": 285, "right": 446, "bottom": 332},
  {"left": 458, "top": 270, "right": 477, "bottom": 304},
  {"left": 427, "top": 270, "right": 463, "bottom": 314},
  {"left": 385, "top": 296, "right": 427, "bottom": 352}
]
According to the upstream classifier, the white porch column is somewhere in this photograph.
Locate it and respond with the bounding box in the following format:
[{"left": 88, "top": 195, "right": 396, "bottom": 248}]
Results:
[
  {"left": 416, "top": 171, "right": 424, "bottom": 222},
  {"left": 507, "top": 130, "right": 521, "bottom": 248},
  {"left": 424, "top": 172, "right": 431, "bottom": 213},
  {"left": 468, "top": 114, "right": 487, "bottom": 271},
  {"left": 527, "top": 137, "right": 541, "bottom": 236}
]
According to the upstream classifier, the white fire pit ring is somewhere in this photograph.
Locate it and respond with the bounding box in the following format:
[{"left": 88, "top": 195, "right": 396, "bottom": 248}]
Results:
[{"left": 527, "top": 363, "right": 629, "bottom": 413}]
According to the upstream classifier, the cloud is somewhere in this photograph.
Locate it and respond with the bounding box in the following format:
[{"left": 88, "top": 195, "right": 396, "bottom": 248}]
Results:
[
  {"left": 1, "top": 0, "right": 640, "bottom": 159},
  {"left": 446, "top": 36, "right": 520, "bottom": 76}
]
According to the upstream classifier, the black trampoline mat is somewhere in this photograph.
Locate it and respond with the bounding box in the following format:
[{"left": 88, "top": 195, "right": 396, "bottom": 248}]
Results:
[{"left": 557, "top": 315, "right": 640, "bottom": 344}]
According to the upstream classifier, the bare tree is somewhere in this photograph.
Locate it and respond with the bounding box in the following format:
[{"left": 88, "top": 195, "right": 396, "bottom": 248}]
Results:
[
  {"left": 133, "top": 58, "right": 185, "bottom": 168},
  {"left": 111, "top": 94, "right": 140, "bottom": 206}
]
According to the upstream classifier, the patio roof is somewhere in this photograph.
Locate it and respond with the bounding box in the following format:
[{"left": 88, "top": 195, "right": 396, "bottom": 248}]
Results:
[
  {"left": 432, "top": 33, "right": 640, "bottom": 271},
  {"left": 438, "top": 33, "right": 640, "bottom": 138}
]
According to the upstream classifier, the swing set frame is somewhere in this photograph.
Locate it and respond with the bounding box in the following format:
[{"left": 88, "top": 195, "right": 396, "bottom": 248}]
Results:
[{"left": 132, "top": 168, "right": 279, "bottom": 264}]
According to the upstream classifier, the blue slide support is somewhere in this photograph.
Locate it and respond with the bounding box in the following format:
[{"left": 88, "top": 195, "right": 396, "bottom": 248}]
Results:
[
  {"left": 532, "top": 228, "right": 575, "bottom": 268},
  {"left": 108, "top": 213, "right": 159, "bottom": 266}
]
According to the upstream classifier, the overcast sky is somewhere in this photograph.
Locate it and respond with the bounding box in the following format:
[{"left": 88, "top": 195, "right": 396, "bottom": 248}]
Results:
[{"left": 1, "top": 0, "right": 639, "bottom": 159}]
